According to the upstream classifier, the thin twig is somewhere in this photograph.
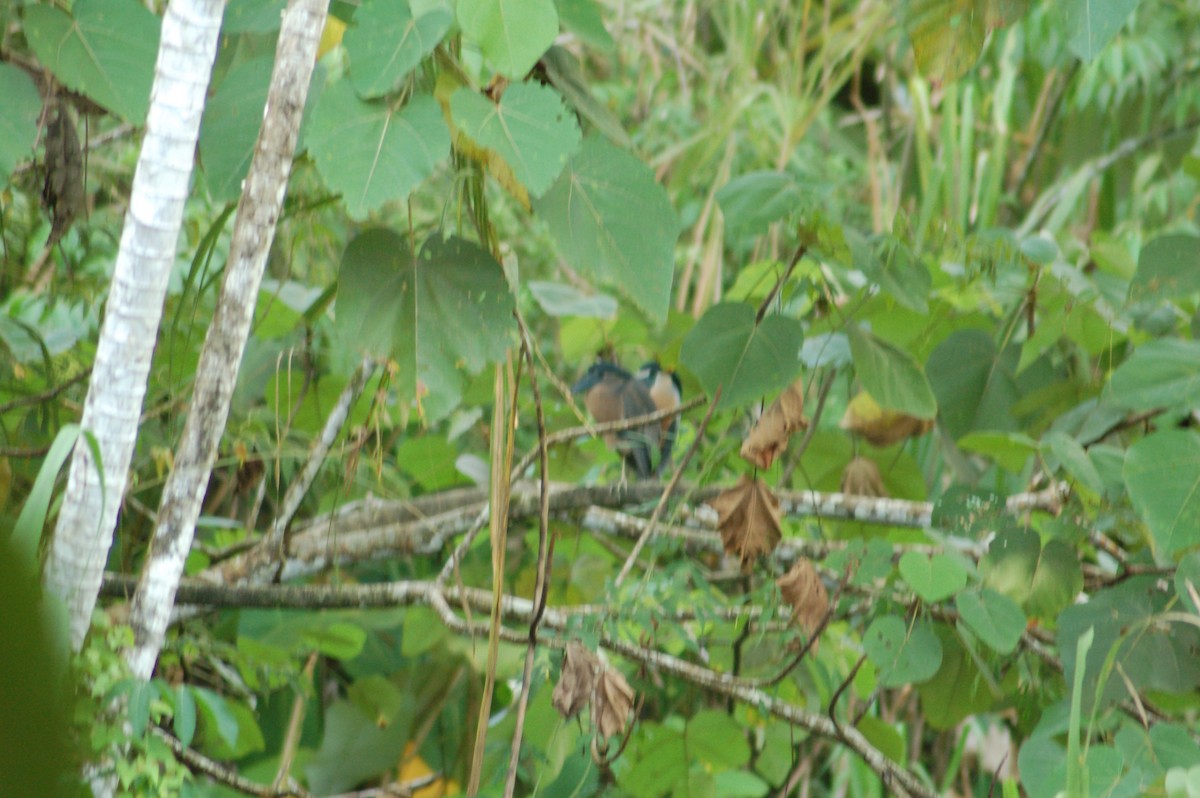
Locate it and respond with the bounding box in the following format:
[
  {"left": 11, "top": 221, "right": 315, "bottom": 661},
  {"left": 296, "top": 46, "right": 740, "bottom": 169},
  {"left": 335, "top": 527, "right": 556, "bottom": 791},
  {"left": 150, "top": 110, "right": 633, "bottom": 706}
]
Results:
[
  {"left": 152, "top": 727, "right": 312, "bottom": 798},
  {"left": 0, "top": 368, "right": 91, "bottom": 413},
  {"left": 755, "top": 243, "right": 808, "bottom": 324}
]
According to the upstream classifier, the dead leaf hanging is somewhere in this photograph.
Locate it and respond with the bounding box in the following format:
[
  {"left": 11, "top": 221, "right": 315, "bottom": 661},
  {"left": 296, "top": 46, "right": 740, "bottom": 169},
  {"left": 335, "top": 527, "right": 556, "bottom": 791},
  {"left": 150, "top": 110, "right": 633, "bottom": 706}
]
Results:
[
  {"left": 708, "top": 475, "right": 783, "bottom": 564},
  {"left": 41, "top": 99, "right": 85, "bottom": 250},
  {"left": 740, "top": 378, "right": 808, "bottom": 468},
  {"left": 839, "top": 392, "right": 932, "bottom": 448},
  {"left": 840, "top": 456, "right": 889, "bottom": 498},
  {"left": 593, "top": 666, "right": 634, "bottom": 739},
  {"left": 552, "top": 640, "right": 600, "bottom": 719},
  {"left": 777, "top": 558, "right": 830, "bottom": 637}
]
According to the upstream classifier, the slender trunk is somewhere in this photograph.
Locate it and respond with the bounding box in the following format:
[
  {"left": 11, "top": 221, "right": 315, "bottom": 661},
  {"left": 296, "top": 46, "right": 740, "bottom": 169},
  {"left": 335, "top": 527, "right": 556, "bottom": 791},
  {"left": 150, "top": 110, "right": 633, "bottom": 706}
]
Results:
[
  {"left": 126, "top": 0, "right": 329, "bottom": 680},
  {"left": 42, "top": 0, "right": 225, "bottom": 652}
]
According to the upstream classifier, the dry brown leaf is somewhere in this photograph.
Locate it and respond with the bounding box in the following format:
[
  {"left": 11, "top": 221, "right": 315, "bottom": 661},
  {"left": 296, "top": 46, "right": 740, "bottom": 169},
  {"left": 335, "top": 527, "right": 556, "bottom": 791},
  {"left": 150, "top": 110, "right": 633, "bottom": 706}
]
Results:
[
  {"left": 708, "top": 475, "right": 783, "bottom": 564},
  {"left": 740, "top": 379, "right": 808, "bottom": 468},
  {"left": 777, "top": 558, "right": 830, "bottom": 636},
  {"left": 839, "top": 392, "right": 933, "bottom": 448},
  {"left": 41, "top": 99, "right": 85, "bottom": 249},
  {"left": 840, "top": 456, "right": 889, "bottom": 498},
  {"left": 593, "top": 666, "right": 634, "bottom": 739},
  {"left": 551, "top": 641, "right": 600, "bottom": 719}
]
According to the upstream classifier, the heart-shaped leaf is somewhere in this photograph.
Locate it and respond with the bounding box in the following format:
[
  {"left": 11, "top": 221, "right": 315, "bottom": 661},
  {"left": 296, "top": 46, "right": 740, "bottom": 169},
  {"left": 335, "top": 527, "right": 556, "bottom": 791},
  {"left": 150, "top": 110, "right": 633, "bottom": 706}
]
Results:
[
  {"left": 345, "top": 0, "right": 452, "bottom": 98},
  {"left": 899, "top": 551, "right": 968, "bottom": 603},
  {"left": 863, "top": 616, "right": 942, "bottom": 687},
  {"left": 680, "top": 303, "right": 803, "bottom": 409},
  {"left": 956, "top": 587, "right": 1025, "bottom": 654},
  {"left": 848, "top": 324, "right": 937, "bottom": 419}
]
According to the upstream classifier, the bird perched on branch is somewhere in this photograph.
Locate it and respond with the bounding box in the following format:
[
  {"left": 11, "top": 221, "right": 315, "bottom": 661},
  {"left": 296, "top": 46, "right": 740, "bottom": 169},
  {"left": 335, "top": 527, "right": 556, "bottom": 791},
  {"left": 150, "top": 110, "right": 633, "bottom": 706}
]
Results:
[
  {"left": 572, "top": 360, "right": 661, "bottom": 480},
  {"left": 637, "top": 361, "right": 682, "bottom": 476}
]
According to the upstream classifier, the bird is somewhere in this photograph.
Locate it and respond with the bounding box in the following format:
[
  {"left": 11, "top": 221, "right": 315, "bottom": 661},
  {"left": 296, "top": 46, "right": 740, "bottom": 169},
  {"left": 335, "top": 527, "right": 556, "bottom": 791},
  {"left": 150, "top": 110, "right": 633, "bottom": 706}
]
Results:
[
  {"left": 572, "top": 360, "right": 661, "bottom": 480},
  {"left": 636, "top": 361, "right": 682, "bottom": 476}
]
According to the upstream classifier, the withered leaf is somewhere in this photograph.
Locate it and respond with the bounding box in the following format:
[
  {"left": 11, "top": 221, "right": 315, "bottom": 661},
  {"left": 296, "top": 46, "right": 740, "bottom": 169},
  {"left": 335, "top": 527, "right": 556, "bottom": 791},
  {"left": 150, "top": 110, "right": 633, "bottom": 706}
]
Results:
[
  {"left": 552, "top": 640, "right": 600, "bottom": 719},
  {"left": 593, "top": 666, "right": 634, "bottom": 739},
  {"left": 839, "top": 392, "right": 932, "bottom": 448},
  {"left": 41, "top": 99, "right": 85, "bottom": 249},
  {"left": 740, "top": 378, "right": 808, "bottom": 468},
  {"left": 708, "top": 475, "right": 783, "bottom": 564},
  {"left": 777, "top": 558, "right": 830, "bottom": 636},
  {"left": 841, "top": 456, "right": 889, "bottom": 498}
]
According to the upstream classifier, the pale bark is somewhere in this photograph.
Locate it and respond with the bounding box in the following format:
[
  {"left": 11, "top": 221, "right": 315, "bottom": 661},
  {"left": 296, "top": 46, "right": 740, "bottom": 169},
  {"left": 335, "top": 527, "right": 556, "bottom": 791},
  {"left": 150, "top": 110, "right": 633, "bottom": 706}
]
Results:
[
  {"left": 126, "top": 0, "right": 329, "bottom": 681},
  {"left": 43, "top": 0, "right": 224, "bottom": 651}
]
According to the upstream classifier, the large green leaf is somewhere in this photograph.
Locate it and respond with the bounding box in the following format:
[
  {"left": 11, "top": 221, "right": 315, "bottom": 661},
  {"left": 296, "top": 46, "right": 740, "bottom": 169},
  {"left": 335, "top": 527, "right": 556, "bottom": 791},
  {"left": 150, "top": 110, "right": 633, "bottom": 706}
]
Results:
[
  {"left": 1059, "top": 577, "right": 1200, "bottom": 713},
  {"left": 305, "top": 701, "right": 414, "bottom": 794},
  {"left": 199, "top": 56, "right": 272, "bottom": 202},
  {"left": 1124, "top": 430, "right": 1200, "bottom": 555},
  {"left": 679, "top": 303, "right": 803, "bottom": 409},
  {"left": 457, "top": 0, "right": 558, "bottom": 78},
  {"left": 532, "top": 136, "right": 678, "bottom": 323},
  {"left": 335, "top": 230, "right": 515, "bottom": 414},
  {"left": 848, "top": 324, "right": 937, "bottom": 419},
  {"left": 716, "top": 172, "right": 807, "bottom": 244},
  {"left": 0, "top": 65, "right": 41, "bottom": 182},
  {"left": 1062, "top": 0, "right": 1143, "bottom": 62},
  {"left": 1129, "top": 235, "right": 1200, "bottom": 304},
  {"left": 686, "top": 710, "right": 751, "bottom": 769},
  {"left": 450, "top": 82, "right": 581, "bottom": 198},
  {"left": 852, "top": 234, "right": 930, "bottom": 314},
  {"left": 956, "top": 587, "right": 1025, "bottom": 654},
  {"left": 223, "top": 0, "right": 287, "bottom": 33},
  {"left": 344, "top": 0, "right": 452, "bottom": 98},
  {"left": 620, "top": 724, "right": 688, "bottom": 798},
  {"left": 916, "top": 624, "right": 994, "bottom": 729},
  {"left": 981, "top": 526, "right": 1082, "bottom": 619},
  {"left": 308, "top": 87, "right": 450, "bottom": 218},
  {"left": 1108, "top": 339, "right": 1200, "bottom": 411},
  {"left": 926, "top": 329, "right": 1018, "bottom": 439},
  {"left": 540, "top": 46, "right": 631, "bottom": 147},
  {"left": 555, "top": 0, "right": 614, "bottom": 51},
  {"left": 863, "top": 616, "right": 942, "bottom": 687},
  {"left": 24, "top": 0, "right": 160, "bottom": 124}
]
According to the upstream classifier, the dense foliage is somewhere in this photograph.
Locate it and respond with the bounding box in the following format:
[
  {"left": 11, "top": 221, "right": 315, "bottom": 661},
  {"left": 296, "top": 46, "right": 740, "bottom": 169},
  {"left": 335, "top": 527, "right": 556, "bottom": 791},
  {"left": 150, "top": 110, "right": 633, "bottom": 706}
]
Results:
[{"left": 2, "top": 0, "right": 1200, "bottom": 796}]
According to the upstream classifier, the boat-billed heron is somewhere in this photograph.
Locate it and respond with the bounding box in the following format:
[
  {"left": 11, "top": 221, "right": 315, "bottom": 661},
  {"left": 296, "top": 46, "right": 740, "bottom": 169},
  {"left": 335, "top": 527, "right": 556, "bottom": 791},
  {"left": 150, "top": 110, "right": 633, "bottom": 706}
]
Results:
[
  {"left": 637, "top": 361, "right": 682, "bottom": 475},
  {"left": 572, "top": 361, "right": 661, "bottom": 480}
]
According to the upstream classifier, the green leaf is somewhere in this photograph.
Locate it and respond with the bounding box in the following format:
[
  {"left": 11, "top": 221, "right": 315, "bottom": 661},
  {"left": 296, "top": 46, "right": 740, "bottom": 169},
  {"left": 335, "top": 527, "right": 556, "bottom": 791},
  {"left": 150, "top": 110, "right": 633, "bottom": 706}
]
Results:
[
  {"left": 335, "top": 230, "right": 515, "bottom": 414},
  {"left": 1129, "top": 235, "right": 1200, "bottom": 303},
  {"left": 1059, "top": 576, "right": 1200, "bottom": 714},
  {"left": 716, "top": 172, "right": 807, "bottom": 243},
  {"left": 533, "top": 136, "right": 679, "bottom": 323},
  {"left": 855, "top": 716, "right": 906, "bottom": 764},
  {"left": 457, "top": 0, "right": 558, "bottom": 77},
  {"left": 128, "top": 680, "right": 152, "bottom": 738},
  {"left": 540, "top": 46, "right": 631, "bottom": 147},
  {"left": 1109, "top": 339, "right": 1200, "bottom": 411},
  {"left": 863, "top": 616, "right": 942, "bottom": 687},
  {"left": 1124, "top": 430, "right": 1200, "bottom": 555},
  {"left": 958, "top": 431, "right": 1038, "bottom": 472},
  {"left": 302, "top": 622, "right": 366, "bottom": 660},
  {"left": 308, "top": 87, "right": 450, "bottom": 218},
  {"left": 621, "top": 725, "right": 688, "bottom": 798},
  {"left": 980, "top": 526, "right": 1039, "bottom": 604},
  {"left": 24, "top": 0, "right": 160, "bottom": 124},
  {"left": 199, "top": 56, "right": 273, "bottom": 202},
  {"left": 528, "top": 281, "right": 617, "bottom": 318},
  {"left": 848, "top": 324, "right": 937, "bottom": 419},
  {"left": 450, "top": 82, "right": 581, "bottom": 197},
  {"left": 906, "top": 0, "right": 988, "bottom": 84},
  {"left": 1018, "top": 735, "right": 1067, "bottom": 798},
  {"left": 926, "top": 329, "right": 1018, "bottom": 439},
  {"left": 679, "top": 303, "right": 803, "bottom": 409},
  {"left": 1025, "top": 540, "right": 1083, "bottom": 621},
  {"left": 223, "top": 0, "right": 288, "bottom": 33},
  {"left": 1177, "top": 551, "right": 1200, "bottom": 614},
  {"left": 853, "top": 234, "right": 930, "bottom": 314},
  {"left": 956, "top": 587, "right": 1025, "bottom": 654},
  {"left": 917, "top": 625, "right": 995, "bottom": 729},
  {"left": 345, "top": 0, "right": 452, "bottom": 98},
  {"left": 1062, "top": 0, "right": 1143, "bottom": 62},
  {"left": 898, "top": 552, "right": 968, "bottom": 603},
  {"left": 687, "top": 710, "right": 751, "bottom": 769},
  {"left": 305, "top": 700, "right": 414, "bottom": 795},
  {"left": 396, "top": 437, "right": 466, "bottom": 491},
  {"left": 13, "top": 425, "right": 83, "bottom": 571},
  {"left": 1042, "top": 431, "right": 1104, "bottom": 495},
  {"left": 192, "top": 687, "right": 241, "bottom": 750},
  {"left": 556, "top": 0, "right": 615, "bottom": 51},
  {"left": 0, "top": 65, "right": 41, "bottom": 182},
  {"left": 712, "top": 771, "right": 770, "bottom": 798},
  {"left": 174, "top": 686, "right": 197, "bottom": 749}
]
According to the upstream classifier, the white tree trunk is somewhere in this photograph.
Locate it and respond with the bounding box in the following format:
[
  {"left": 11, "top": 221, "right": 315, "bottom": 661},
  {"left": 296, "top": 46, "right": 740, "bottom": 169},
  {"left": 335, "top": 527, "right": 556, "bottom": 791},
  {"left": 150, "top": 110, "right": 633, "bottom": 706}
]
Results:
[
  {"left": 126, "top": 0, "right": 329, "bottom": 680},
  {"left": 42, "top": 0, "right": 225, "bottom": 652}
]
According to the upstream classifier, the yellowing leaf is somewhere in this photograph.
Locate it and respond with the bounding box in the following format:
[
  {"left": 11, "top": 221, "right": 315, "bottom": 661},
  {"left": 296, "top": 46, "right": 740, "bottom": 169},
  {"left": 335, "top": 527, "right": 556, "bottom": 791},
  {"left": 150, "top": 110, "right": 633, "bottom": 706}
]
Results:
[
  {"left": 841, "top": 456, "right": 889, "bottom": 498},
  {"left": 840, "top": 392, "right": 933, "bottom": 448},
  {"left": 740, "top": 378, "right": 808, "bottom": 468},
  {"left": 318, "top": 16, "right": 346, "bottom": 59}
]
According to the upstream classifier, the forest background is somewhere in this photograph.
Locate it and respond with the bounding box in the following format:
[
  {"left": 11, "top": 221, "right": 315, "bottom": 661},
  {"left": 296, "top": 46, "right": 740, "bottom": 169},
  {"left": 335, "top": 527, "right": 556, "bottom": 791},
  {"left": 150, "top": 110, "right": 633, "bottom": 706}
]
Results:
[{"left": 2, "top": 0, "right": 1200, "bottom": 796}]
